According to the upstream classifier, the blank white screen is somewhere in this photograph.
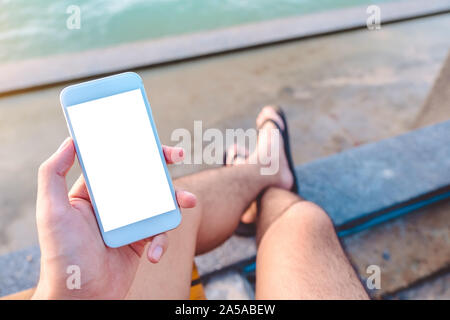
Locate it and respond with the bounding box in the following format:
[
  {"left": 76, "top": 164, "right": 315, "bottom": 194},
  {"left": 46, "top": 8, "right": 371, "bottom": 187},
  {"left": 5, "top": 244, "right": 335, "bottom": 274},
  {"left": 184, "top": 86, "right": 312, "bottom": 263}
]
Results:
[{"left": 67, "top": 89, "right": 176, "bottom": 232}]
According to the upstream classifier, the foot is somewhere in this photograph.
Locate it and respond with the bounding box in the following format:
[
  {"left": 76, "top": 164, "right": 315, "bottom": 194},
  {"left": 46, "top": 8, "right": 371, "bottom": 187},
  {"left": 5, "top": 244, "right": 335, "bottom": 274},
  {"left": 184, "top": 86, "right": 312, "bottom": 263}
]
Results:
[
  {"left": 249, "top": 106, "right": 294, "bottom": 191},
  {"left": 224, "top": 144, "right": 248, "bottom": 166}
]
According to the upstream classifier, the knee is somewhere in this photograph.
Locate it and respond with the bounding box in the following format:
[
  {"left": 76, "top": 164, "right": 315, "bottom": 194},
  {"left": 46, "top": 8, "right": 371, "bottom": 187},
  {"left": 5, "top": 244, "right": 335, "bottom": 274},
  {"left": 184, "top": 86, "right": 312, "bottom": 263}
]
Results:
[{"left": 280, "top": 201, "right": 335, "bottom": 237}]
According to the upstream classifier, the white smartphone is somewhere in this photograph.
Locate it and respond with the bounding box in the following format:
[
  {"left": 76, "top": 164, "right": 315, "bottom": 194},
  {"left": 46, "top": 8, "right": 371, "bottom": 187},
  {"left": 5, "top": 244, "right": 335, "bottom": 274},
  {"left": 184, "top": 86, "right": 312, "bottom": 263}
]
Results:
[{"left": 60, "top": 72, "right": 181, "bottom": 248}]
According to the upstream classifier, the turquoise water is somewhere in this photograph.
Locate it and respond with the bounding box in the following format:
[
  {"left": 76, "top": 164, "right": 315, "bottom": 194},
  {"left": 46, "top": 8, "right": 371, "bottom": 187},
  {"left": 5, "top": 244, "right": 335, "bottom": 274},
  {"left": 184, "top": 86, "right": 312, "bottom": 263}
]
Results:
[{"left": 0, "top": 0, "right": 392, "bottom": 63}]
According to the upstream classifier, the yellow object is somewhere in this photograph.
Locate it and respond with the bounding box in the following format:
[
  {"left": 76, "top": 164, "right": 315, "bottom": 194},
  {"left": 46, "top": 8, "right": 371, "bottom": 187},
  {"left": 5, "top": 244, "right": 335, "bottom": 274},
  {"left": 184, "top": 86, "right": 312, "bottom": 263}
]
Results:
[{"left": 190, "top": 263, "right": 206, "bottom": 300}]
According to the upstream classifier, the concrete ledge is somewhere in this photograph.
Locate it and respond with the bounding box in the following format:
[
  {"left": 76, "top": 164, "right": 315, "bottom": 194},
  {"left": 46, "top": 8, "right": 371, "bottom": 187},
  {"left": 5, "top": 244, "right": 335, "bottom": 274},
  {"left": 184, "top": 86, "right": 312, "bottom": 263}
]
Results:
[
  {"left": 1, "top": 0, "right": 449, "bottom": 95},
  {"left": 296, "top": 120, "right": 450, "bottom": 234}
]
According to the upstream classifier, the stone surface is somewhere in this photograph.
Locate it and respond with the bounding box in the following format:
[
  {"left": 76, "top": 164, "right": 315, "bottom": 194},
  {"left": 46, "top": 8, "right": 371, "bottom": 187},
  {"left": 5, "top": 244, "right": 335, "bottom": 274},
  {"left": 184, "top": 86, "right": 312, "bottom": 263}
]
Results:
[
  {"left": 1, "top": 0, "right": 448, "bottom": 94},
  {"left": 387, "top": 271, "right": 450, "bottom": 300},
  {"left": 296, "top": 120, "right": 450, "bottom": 228},
  {"left": 343, "top": 199, "right": 450, "bottom": 298},
  {"left": 414, "top": 52, "right": 450, "bottom": 129},
  {"left": 203, "top": 271, "right": 254, "bottom": 300},
  {"left": 195, "top": 236, "right": 256, "bottom": 276},
  {"left": 342, "top": 49, "right": 450, "bottom": 299},
  {"left": 0, "top": 246, "right": 40, "bottom": 297}
]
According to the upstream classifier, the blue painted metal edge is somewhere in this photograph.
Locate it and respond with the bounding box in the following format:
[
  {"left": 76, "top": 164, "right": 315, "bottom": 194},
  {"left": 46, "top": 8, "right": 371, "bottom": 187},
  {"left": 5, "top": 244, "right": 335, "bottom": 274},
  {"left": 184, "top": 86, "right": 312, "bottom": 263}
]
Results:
[{"left": 337, "top": 190, "right": 450, "bottom": 237}]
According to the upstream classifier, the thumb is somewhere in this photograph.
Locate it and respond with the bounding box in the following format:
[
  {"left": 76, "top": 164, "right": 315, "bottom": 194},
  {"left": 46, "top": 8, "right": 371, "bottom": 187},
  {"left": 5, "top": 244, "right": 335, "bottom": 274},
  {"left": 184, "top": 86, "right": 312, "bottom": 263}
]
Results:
[{"left": 37, "top": 137, "right": 76, "bottom": 215}]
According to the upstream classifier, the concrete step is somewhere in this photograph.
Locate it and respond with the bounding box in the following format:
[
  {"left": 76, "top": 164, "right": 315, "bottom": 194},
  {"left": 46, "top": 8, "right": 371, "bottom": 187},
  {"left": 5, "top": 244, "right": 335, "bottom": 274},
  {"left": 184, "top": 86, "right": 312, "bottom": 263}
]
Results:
[{"left": 296, "top": 119, "right": 450, "bottom": 235}]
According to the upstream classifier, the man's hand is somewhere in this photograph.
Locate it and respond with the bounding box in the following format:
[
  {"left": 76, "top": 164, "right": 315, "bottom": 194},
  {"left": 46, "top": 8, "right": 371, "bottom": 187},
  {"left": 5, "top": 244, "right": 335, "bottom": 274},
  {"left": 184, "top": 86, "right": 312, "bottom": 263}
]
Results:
[{"left": 32, "top": 137, "right": 196, "bottom": 299}]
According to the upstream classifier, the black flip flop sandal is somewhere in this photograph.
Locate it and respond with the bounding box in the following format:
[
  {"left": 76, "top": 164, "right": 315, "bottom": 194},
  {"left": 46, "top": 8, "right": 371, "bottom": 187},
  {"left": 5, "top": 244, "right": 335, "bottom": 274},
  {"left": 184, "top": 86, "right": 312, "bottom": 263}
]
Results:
[
  {"left": 223, "top": 147, "right": 240, "bottom": 167},
  {"left": 257, "top": 106, "right": 299, "bottom": 194},
  {"left": 226, "top": 106, "right": 299, "bottom": 237}
]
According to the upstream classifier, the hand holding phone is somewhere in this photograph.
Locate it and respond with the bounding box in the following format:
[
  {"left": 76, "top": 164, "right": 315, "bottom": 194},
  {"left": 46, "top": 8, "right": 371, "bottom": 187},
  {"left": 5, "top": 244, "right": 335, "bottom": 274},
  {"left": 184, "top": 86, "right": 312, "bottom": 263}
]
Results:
[
  {"left": 33, "top": 137, "right": 196, "bottom": 299},
  {"left": 60, "top": 72, "right": 184, "bottom": 247},
  {"left": 32, "top": 73, "right": 196, "bottom": 299}
]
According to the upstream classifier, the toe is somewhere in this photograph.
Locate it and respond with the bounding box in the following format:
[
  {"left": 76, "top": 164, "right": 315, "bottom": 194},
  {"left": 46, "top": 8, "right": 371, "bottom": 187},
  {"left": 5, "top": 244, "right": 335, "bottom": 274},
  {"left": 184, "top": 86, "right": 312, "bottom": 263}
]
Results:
[
  {"left": 225, "top": 144, "right": 238, "bottom": 166},
  {"left": 225, "top": 144, "right": 248, "bottom": 166},
  {"left": 256, "top": 106, "right": 285, "bottom": 131}
]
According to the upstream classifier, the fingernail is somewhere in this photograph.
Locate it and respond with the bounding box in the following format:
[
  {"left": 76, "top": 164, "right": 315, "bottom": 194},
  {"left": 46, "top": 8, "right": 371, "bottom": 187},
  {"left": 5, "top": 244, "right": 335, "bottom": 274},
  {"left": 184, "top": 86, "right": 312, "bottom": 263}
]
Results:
[
  {"left": 151, "top": 245, "right": 163, "bottom": 262},
  {"left": 182, "top": 191, "right": 195, "bottom": 198},
  {"left": 57, "top": 137, "right": 71, "bottom": 152}
]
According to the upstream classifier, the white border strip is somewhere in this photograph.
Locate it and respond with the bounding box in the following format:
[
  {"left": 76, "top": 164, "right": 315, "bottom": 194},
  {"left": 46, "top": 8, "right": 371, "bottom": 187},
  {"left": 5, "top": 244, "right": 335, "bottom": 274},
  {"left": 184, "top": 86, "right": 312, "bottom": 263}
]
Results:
[{"left": 0, "top": 0, "right": 448, "bottom": 94}]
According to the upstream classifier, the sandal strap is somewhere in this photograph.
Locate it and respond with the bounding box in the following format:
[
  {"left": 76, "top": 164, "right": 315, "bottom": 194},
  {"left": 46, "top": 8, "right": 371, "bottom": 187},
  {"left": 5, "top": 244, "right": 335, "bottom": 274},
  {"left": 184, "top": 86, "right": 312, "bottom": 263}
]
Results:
[
  {"left": 257, "top": 118, "right": 285, "bottom": 134},
  {"left": 223, "top": 147, "right": 247, "bottom": 166},
  {"left": 257, "top": 108, "right": 299, "bottom": 194}
]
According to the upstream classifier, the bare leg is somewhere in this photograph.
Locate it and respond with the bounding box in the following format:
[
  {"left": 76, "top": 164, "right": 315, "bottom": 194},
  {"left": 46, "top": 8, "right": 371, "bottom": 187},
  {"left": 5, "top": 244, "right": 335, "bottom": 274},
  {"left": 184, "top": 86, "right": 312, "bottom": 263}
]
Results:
[
  {"left": 127, "top": 166, "right": 267, "bottom": 298},
  {"left": 127, "top": 106, "right": 295, "bottom": 299},
  {"left": 127, "top": 161, "right": 289, "bottom": 298},
  {"left": 255, "top": 187, "right": 369, "bottom": 300},
  {"left": 255, "top": 187, "right": 301, "bottom": 245},
  {"left": 178, "top": 165, "right": 282, "bottom": 254}
]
